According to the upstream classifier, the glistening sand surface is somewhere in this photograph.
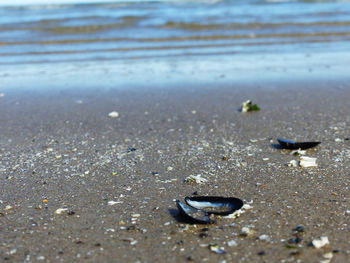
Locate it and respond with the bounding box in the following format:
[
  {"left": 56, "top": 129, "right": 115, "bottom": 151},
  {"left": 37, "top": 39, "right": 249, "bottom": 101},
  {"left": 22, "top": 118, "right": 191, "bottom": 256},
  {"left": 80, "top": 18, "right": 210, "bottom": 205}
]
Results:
[{"left": 1, "top": 81, "right": 350, "bottom": 262}]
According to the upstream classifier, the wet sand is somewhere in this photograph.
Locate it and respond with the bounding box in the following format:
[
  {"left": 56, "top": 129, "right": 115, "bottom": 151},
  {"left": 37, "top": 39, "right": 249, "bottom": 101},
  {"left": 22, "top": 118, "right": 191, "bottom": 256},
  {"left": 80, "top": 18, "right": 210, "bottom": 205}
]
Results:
[{"left": 1, "top": 80, "right": 350, "bottom": 262}]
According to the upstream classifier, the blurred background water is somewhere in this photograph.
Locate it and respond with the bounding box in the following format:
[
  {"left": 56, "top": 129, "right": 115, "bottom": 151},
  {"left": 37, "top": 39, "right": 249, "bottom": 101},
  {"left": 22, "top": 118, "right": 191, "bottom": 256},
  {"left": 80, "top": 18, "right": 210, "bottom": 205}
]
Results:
[{"left": 0, "top": 0, "right": 349, "bottom": 89}]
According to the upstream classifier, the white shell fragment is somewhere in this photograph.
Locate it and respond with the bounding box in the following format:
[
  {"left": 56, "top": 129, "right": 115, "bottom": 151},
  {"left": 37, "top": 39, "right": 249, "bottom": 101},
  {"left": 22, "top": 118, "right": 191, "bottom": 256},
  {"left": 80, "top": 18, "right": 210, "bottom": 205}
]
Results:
[
  {"left": 240, "top": 226, "right": 254, "bottom": 236},
  {"left": 5, "top": 205, "right": 13, "bottom": 210},
  {"left": 209, "top": 244, "right": 226, "bottom": 254},
  {"left": 320, "top": 252, "right": 334, "bottom": 263},
  {"left": 241, "top": 100, "right": 251, "bottom": 113},
  {"left": 54, "top": 208, "right": 68, "bottom": 215},
  {"left": 222, "top": 203, "right": 253, "bottom": 219},
  {"left": 300, "top": 156, "right": 317, "bottom": 168},
  {"left": 288, "top": 160, "right": 299, "bottom": 167},
  {"left": 184, "top": 174, "right": 208, "bottom": 184},
  {"left": 312, "top": 236, "right": 329, "bottom": 248},
  {"left": 227, "top": 240, "right": 238, "bottom": 247},
  {"left": 290, "top": 149, "right": 306, "bottom": 156},
  {"left": 259, "top": 234, "right": 271, "bottom": 242},
  {"left": 108, "top": 111, "right": 119, "bottom": 118},
  {"left": 108, "top": 200, "right": 122, "bottom": 205}
]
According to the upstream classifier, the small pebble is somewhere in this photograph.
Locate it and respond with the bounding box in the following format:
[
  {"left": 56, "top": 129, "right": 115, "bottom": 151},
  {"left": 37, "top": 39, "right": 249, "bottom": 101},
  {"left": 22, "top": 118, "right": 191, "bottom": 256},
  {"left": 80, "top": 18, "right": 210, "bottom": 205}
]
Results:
[
  {"left": 227, "top": 240, "right": 238, "bottom": 247},
  {"left": 4, "top": 205, "right": 13, "bottom": 210},
  {"left": 259, "top": 234, "right": 270, "bottom": 242}
]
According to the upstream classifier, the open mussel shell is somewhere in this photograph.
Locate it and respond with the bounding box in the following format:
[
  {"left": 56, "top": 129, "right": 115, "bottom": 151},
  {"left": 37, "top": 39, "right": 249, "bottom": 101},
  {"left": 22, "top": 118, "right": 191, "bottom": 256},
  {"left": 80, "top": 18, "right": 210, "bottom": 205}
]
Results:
[
  {"left": 176, "top": 196, "right": 244, "bottom": 224},
  {"left": 176, "top": 200, "right": 214, "bottom": 224},
  {"left": 277, "top": 138, "right": 321, "bottom": 150}
]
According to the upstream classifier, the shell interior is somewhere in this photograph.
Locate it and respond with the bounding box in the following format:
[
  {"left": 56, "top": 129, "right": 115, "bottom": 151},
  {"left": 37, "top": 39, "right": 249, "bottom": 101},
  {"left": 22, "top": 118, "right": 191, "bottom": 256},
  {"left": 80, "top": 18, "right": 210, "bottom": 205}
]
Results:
[
  {"left": 185, "top": 196, "right": 243, "bottom": 216},
  {"left": 176, "top": 200, "right": 213, "bottom": 224},
  {"left": 176, "top": 196, "right": 244, "bottom": 224}
]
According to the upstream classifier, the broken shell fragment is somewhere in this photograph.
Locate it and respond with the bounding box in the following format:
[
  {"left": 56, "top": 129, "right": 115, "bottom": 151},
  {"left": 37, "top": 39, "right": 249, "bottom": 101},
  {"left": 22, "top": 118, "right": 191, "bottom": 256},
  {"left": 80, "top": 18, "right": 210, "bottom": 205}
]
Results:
[
  {"left": 241, "top": 100, "right": 260, "bottom": 113},
  {"left": 176, "top": 200, "right": 214, "bottom": 224},
  {"left": 312, "top": 236, "right": 329, "bottom": 248},
  {"left": 299, "top": 156, "right": 317, "bottom": 168},
  {"left": 176, "top": 196, "right": 244, "bottom": 224},
  {"left": 54, "top": 208, "right": 68, "bottom": 215},
  {"left": 277, "top": 138, "right": 321, "bottom": 150},
  {"left": 209, "top": 243, "right": 226, "bottom": 254},
  {"left": 184, "top": 174, "right": 207, "bottom": 184},
  {"left": 108, "top": 111, "right": 119, "bottom": 118}
]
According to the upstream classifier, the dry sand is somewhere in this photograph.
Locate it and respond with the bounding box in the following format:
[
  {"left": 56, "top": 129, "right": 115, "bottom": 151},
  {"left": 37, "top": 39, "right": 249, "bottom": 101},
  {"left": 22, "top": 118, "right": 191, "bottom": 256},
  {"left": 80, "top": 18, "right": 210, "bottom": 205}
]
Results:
[{"left": 1, "top": 80, "right": 350, "bottom": 262}]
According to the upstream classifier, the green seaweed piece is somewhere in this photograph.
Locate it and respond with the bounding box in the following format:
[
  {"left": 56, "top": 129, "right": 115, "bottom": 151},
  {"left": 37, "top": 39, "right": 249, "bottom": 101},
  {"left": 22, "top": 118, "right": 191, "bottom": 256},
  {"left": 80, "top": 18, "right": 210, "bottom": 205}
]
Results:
[{"left": 250, "top": 104, "right": 260, "bottom": 111}]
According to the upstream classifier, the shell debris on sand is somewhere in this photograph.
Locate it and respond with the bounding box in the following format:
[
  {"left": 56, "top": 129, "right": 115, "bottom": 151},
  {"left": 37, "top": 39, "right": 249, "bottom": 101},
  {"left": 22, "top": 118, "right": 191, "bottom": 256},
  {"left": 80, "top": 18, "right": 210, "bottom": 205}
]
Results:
[
  {"left": 222, "top": 203, "right": 253, "bottom": 219},
  {"left": 108, "top": 111, "right": 119, "bottom": 118},
  {"left": 54, "top": 208, "right": 68, "bottom": 215},
  {"left": 241, "top": 100, "right": 260, "bottom": 113},
  {"left": 240, "top": 226, "right": 254, "bottom": 237},
  {"left": 288, "top": 160, "right": 299, "bottom": 167},
  {"left": 312, "top": 236, "right": 329, "bottom": 248},
  {"left": 108, "top": 200, "right": 122, "bottom": 205},
  {"left": 288, "top": 156, "right": 317, "bottom": 168},
  {"left": 209, "top": 243, "right": 226, "bottom": 254},
  {"left": 184, "top": 174, "right": 208, "bottom": 184},
  {"left": 300, "top": 156, "right": 317, "bottom": 168}
]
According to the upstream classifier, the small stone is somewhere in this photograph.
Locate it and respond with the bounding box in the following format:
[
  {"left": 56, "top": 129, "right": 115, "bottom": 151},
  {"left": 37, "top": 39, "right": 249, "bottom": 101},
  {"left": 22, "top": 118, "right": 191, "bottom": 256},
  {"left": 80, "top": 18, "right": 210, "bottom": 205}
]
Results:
[
  {"left": 4, "top": 205, "right": 13, "bottom": 210},
  {"left": 108, "top": 111, "right": 119, "bottom": 118},
  {"left": 292, "top": 225, "right": 304, "bottom": 233},
  {"left": 227, "top": 240, "right": 238, "bottom": 247},
  {"left": 259, "top": 234, "right": 270, "bottom": 242},
  {"left": 240, "top": 226, "right": 254, "bottom": 237}
]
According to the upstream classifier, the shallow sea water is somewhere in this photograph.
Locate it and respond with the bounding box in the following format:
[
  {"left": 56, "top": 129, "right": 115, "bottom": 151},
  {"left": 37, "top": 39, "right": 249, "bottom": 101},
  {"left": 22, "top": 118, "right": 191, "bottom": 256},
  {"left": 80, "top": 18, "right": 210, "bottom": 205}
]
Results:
[{"left": 0, "top": 0, "right": 349, "bottom": 89}]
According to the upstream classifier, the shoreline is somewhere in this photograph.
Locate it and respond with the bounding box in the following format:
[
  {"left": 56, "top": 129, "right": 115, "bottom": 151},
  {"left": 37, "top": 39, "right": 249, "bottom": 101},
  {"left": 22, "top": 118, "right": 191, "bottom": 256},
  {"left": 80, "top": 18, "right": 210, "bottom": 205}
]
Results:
[{"left": 1, "top": 82, "right": 350, "bottom": 262}]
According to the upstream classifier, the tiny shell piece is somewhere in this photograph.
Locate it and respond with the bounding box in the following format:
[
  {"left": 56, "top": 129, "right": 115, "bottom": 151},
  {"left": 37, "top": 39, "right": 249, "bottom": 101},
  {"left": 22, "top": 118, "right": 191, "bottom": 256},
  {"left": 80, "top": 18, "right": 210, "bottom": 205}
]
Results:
[
  {"left": 290, "top": 149, "right": 306, "bottom": 156},
  {"left": 108, "top": 201, "right": 122, "bottom": 205},
  {"left": 227, "top": 240, "right": 238, "bottom": 247},
  {"left": 312, "top": 236, "right": 329, "bottom": 248},
  {"left": 288, "top": 160, "right": 299, "bottom": 167},
  {"left": 223, "top": 204, "right": 253, "bottom": 219},
  {"left": 108, "top": 111, "right": 119, "bottom": 118},
  {"left": 300, "top": 156, "right": 317, "bottom": 168},
  {"left": 184, "top": 174, "right": 208, "bottom": 184},
  {"left": 259, "top": 234, "right": 271, "bottom": 242},
  {"left": 5, "top": 205, "right": 13, "bottom": 210},
  {"left": 240, "top": 226, "right": 254, "bottom": 236},
  {"left": 54, "top": 208, "right": 68, "bottom": 215},
  {"left": 209, "top": 244, "right": 226, "bottom": 254}
]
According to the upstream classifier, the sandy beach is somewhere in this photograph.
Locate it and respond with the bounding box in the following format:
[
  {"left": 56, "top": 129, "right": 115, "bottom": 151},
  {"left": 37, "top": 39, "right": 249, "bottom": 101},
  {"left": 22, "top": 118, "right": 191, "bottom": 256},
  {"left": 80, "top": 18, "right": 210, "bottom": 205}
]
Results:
[{"left": 1, "top": 79, "right": 350, "bottom": 262}]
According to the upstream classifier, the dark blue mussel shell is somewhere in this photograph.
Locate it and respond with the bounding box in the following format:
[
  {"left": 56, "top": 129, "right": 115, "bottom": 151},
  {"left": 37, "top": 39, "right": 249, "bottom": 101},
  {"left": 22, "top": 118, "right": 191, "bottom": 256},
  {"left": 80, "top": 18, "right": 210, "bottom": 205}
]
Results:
[
  {"left": 277, "top": 138, "right": 321, "bottom": 150},
  {"left": 176, "top": 196, "right": 243, "bottom": 224}
]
